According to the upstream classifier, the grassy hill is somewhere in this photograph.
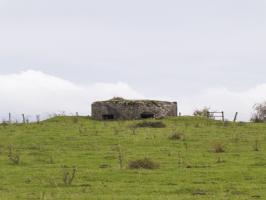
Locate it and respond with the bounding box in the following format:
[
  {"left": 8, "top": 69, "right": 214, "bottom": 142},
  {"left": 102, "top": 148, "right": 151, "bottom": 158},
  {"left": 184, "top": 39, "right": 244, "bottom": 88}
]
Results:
[{"left": 0, "top": 116, "right": 265, "bottom": 200}]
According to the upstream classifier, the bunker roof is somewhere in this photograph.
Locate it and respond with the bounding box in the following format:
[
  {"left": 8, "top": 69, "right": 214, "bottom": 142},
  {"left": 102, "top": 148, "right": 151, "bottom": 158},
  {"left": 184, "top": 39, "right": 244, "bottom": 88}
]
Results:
[{"left": 93, "top": 97, "right": 175, "bottom": 106}]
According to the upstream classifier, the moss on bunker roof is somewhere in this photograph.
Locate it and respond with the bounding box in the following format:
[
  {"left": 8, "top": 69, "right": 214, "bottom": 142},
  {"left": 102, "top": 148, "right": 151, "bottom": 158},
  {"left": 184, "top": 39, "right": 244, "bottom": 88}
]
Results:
[{"left": 94, "top": 97, "right": 173, "bottom": 106}]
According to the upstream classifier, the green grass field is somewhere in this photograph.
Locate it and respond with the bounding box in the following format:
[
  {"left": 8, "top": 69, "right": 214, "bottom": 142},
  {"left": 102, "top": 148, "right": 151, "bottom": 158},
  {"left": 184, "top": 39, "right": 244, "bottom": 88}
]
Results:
[{"left": 0, "top": 116, "right": 265, "bottom": 200}]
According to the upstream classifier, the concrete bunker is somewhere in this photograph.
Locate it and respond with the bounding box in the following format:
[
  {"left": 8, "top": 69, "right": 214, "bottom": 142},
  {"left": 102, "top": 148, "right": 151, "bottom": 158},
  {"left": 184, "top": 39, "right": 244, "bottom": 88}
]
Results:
[{"left": 91, "top": 97, "right": 177, "bottom": 120}]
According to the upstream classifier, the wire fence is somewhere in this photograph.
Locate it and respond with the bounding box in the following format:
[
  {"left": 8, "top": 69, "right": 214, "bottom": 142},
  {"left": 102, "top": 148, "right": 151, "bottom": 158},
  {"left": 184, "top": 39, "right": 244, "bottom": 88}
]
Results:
[{"left": 1, "top": 111, "right": 88, "bottom": 124}]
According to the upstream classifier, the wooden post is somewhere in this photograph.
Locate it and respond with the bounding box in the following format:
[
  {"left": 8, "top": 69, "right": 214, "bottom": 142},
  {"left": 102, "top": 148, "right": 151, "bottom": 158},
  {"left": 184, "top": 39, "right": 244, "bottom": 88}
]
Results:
[
  {"left": 22, "top": 114, "right": 26, "bottom": 124},
  {"left": 8, "top": 113, "right": 11, "bottom": 124},
  {"left": 222, "top": 111, "right": 224, "bottom": 122},
  {"left": 36, "top": 115, "right": 40, "bottom": 124},
  {"left": 233, "top": 112, "right": 238, "bottom": 122},
  {"left": 176, "top": 102, "right": 178, "bottom": 117}
]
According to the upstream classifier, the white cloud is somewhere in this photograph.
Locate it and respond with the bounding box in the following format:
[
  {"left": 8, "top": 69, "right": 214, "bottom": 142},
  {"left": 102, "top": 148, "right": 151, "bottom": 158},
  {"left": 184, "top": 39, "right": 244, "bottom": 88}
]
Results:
[
  {"left": 0, "top": 70, "right": 143, "bottom": 120},
  {"left": 180, "top": 85, "right": 266, "bottom": 121},
  {"left": 0, "top": 70, "right": 266, "bottom": 122}
]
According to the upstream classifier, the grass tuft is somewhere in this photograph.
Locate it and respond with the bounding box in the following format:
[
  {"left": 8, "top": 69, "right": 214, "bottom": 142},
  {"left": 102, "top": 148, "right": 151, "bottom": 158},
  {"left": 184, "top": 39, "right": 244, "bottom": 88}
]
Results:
[
  {"left": 62, "top": 166, "right": 77, "bottom": 186},
  {"left": 212, "top": 142, "right": 225, "bottom": 153},
  {"left": 169, "top": 132, "right": 184, "bottom": 140}
]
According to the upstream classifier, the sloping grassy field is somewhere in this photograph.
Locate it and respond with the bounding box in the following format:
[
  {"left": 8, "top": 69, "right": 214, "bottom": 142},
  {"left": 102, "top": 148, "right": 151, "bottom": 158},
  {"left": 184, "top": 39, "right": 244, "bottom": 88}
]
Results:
[{"left": 0, "top": 116, "right": 265, "bottom": 200}]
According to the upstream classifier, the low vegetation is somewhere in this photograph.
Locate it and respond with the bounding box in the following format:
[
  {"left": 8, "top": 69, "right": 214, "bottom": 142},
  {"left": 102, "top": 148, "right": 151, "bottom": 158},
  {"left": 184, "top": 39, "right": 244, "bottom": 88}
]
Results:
[
  {"left": 212, "top": 142, "right": 225, "bottom": 153},
  {"left": 134, "top": 121, "right": 166, "bottom": 128},
  {"left": 193, "top": 107, "right": 211, "bottom": 117},
  {"left": 128, "top": 158, "right": 159, "bottom": 169},
  {"left": 251, "top": 101, "right": 266, "bottom": 122},
  {"left": 7, "top": 145, "right": 21, "bottom": 165},
  {"left": 0, "top": 116, "right": 265, "bottom": 199},
  {"left": 169, "top": 132, "right": 184, "bottom": 140},
  {"left": 62, "top": 166, "right": 77, "bottom": 186}
]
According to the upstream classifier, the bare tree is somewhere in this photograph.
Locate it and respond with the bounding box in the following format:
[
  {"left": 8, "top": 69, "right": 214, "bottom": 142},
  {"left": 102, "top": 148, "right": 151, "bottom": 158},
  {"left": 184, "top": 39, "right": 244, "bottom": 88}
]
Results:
[
  {"left": 193, "top": 107, "right": 212, "bottom": 118},
  {"left": 251, "top": 102, "right": 266, "bottom": 122}
]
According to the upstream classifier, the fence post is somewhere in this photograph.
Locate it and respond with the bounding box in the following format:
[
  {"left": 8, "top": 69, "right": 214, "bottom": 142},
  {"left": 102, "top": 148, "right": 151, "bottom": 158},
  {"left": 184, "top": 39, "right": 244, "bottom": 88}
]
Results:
[
  {"left": 233, "top": 112, "right": 238, "bottom": 122},
  {"left": 36, "top": 115, "right": 40, "bottom": 124},
  {"left": 222, "top": 111, "right": 224, "bottom": 122},
  {"left": 22, "top": 114, "right": 26, "bottom": 124},
  {"left": 8, "top": 113, "right": 11, "bottom": 124},
  {"left": 176, "top": 102, "right": 178, "bottom": 117}
]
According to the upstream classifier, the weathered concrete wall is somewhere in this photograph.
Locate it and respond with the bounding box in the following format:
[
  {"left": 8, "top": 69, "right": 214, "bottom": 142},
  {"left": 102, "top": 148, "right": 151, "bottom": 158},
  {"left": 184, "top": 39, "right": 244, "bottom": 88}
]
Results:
[{"left": 91, "top": 98, "right": 177, "bottom": 120}]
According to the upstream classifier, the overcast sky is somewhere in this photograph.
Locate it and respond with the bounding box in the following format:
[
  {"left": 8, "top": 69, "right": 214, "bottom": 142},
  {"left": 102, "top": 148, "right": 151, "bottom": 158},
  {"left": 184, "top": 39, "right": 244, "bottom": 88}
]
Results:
[{"left": 0, "top": 0, "right": 266, "bottom": 121}]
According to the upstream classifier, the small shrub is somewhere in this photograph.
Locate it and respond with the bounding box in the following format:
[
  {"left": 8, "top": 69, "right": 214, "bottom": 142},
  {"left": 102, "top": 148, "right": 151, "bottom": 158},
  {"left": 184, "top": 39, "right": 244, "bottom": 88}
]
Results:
[
  {"left": 110, "top": 97, "right": 125, "bottom": 101},
  {"left": 128, "top": 158, "right": 159, "bottom": 169},
  {"left": 194, "top": 123, "right": 200, "bottom": 128},
  {"left": 186, "top": 164, "right": 192, "bottom": 168},
  {"left": 63, "top": 166, "right": 77, "bottom": 186},
  {"left": 251, "top": 115, "right": 264, "bottom": 123},
  {"left": 212, "top": 142, "right": 225, "bottom": 153},
  {"left": 169, "top": 132, "right": 184, "bottom": 140},
  {"left": 193, "top": 107, "right": 212, "bottom": 118},
  {"left": 72, "top": 117, "right": 79, "bottom": 124},
  {"left": 216, "top": 156, "right": 225, "bottom": 163},
  {"left": 251, "top": 102, "right": 266, "bottom": 122},
  {"left": 253, "top": 140, "right": 259, "bottom": 151},
  {"left": 8, "top": 145, "right": 21, "bottom": 165},
  {"left": 134, "top": 121, "right": 166, "bottom": 128},
  {"left": 9, "top": 154, "right": 21, "bottom": 165}
]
